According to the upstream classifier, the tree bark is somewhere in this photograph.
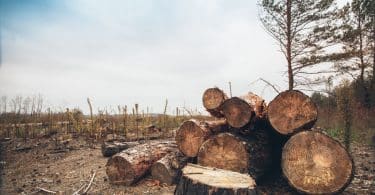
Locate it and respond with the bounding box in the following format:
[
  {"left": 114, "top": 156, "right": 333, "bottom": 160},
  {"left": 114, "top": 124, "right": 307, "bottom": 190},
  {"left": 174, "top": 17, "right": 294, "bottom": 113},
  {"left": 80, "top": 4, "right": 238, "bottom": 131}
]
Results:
[
  {"left": 101, "top": 141, "right": 140, "bottom": 157},
  {"left": 287, "top": 0, "right": 294, "bottom": 90},
  {"left": 267, "top": 90, "right": 318, "bottom": 135},
  {"left": 197, "top": 131, "right": 272, "bottom": 180},
  {"left": 105, "top": 140, "right": 177, "bottom": 185},
  {"left": 239, "top": 92, "right": 267, "bottom": 120},
  {"left": 174, "top": 163, "right": 256, "bottom": 195},
  {"left": 357, "top": 10, "right": 371, "bottom": 108},
  {"left": 151, "top": 150, "right": 189, "bottom": 185},
  {"left": 282, "top": 131, "right": 354, "bottom": 194},
  {"left": 220, "top": 92, "right": 266, "bottom": 129},
  {"left": 175, "top": 119, "right": 227, "bottom": 157},
  {"left": 202, "top": 87, "right": 228, "bottom": 117}
]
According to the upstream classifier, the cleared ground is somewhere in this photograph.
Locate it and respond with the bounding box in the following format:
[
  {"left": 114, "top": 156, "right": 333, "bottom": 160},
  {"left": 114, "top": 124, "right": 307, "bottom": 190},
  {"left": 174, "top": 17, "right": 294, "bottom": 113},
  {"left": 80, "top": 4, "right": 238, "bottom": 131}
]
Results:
[{"left": 0, "top": 134, "right": 374, "bottom": 194}]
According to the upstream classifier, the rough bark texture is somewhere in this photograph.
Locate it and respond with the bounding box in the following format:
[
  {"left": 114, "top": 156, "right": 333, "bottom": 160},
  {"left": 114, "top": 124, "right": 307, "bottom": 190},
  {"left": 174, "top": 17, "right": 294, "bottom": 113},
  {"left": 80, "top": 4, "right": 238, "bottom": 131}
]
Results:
[
  {"left": 282, "top": 131, "right": 354, "bottom": 194},
  {"left": 239, "top": 92, "right": 267, "bottom": 120},
  {"left": 151, "top": 150, "right": 189, "bottom": 185},
  {"left": 197, "top": 131, "right": 272, "bottom": 180},
  {"left": 101, "top": 141, "right": 139, "bottom": 157},
  {"left": 175, "top": 163, "right": 257, "bottom": 195},
  {"left": 105, "top": 140, "right": 177, "bottom": 185},
  {"left": 268, "top": 90, "right": 318, "bottom": 135},
  {"left": 220, "top": 97, "right": 254, "bottom": 128},
  {"left": 175, "top": 119, "right": 227, "bottom": 157},
  {"left": 202, "top": 87, "right": 228, "bottom": 118}
]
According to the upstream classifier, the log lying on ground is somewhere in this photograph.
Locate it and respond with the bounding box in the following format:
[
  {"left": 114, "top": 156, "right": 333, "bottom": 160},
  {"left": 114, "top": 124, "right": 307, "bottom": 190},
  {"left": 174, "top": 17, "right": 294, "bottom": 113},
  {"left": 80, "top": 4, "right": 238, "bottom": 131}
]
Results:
[
  {"left": 220, "top": 97, "right": 254, "bottom": 128},
  {"left": 101, "top": 141, "right": 140, "bottom": 157},
  {"left": 175, "top": 119, "right": 227, "bottom": 157},
  {"left": 202, "top": 87, "right": 227, "bottom": 117},
  {"left": 105, "top": 134, "right": 126, "bottom": 142},
  {"left": 282, "top": 131, "right": 354, "bottom": 194},
  {"left": 175, "top": 163, "right": 256, "bottom": 195},
  {"left": 106, "top": 140, "right": 177, "bottom": 185},
  {"left": 268, "top": 90, "right": 318, "bottom": 135},
  {"left": 125, "top": 134, "right": 163, "bottom": 142},
  {"left": 151, "top": 150, "right": 189, "bottom": 185},
  {"left": 197, "top": 131, "right": 272, "bottom": 180}
]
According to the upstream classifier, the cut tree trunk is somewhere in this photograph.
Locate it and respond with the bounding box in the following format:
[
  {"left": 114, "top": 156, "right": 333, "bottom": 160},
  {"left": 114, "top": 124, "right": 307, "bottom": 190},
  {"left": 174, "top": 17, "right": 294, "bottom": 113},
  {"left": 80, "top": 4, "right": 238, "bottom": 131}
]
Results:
[
  {"left": 151, "top": 150, "right": 189, "bottom": 185},
  {"left": 106, "top": 140, "right": 177, "bottom": 185},
  {"left": 197, "top": 131, "right": 272, "bottom": 180},
  {"left": 175, "top": 119, "right": 227, "bottom": 157},
  {"left": 282, "top": 131, "right": 354, "bottom": 194},
  {"left": 175, "top": 163, "right": 256, "bottom": 195},
  {"left": 220, "top": 97, "right": 254, "bottom": 128},
  {"left": 202, "top": 87, "right": 227, "bottom": 117},
  {"left": 101, "top": 141, "right": 139, "bottom": 157},
  {"left": 268, "top": 90, "right": 318, "bottom": 135},
  {"left": 239, "top": 92, "right": 267, "bottom": 120}
]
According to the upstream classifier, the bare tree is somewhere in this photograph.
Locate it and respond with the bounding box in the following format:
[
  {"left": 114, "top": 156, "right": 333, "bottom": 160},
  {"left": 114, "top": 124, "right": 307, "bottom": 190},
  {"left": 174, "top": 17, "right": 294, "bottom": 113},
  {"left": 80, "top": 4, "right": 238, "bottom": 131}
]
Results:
[
  {"left": 10, "top": 99, "right": 17, "bottom": 113},
  {"left": 23, "top": 97, "right": 31, "bottom": 115},
  {"left": 31, "top": 95, "right": 36, "bottom": 116},
  {"left": 321, "top": 1, "right": 374, "bottom": 107},
  {"left": 36, "top": 94, "right": 44, "bottom": 116},
  {"left": 15, "top": 96, "right": 23, "bottom": 114},
  {"left": 87, "top": 98, "right": 94, "bottom": 137}
]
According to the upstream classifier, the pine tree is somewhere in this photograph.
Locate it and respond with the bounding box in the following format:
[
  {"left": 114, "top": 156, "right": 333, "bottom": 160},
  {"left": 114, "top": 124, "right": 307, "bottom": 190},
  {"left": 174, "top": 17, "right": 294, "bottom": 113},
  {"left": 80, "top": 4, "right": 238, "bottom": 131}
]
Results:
[
  {"left": 258, "top": 0, "right": 337, "bottom": 90},
  {"left": 323, "top": 0, "right": 374, "bottom": 107}
]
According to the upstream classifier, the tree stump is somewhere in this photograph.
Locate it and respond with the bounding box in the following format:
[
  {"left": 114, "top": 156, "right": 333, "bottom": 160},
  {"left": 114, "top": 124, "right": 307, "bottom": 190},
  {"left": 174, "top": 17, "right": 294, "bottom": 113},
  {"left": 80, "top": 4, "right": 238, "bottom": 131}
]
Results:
[
  {"left": 202, "top": 87, "right": 228, "bottom": 117},
  {"left": 268, "top": 90, "right": 318, "bottom": 135},
  {"left": 175, "top": 163, "right": 256, "bottom": 195},
  {"left": 175, "top": 119, "right": 227, "bottom": 157},
  {"left": 220, "top": 97, "right": 254, "bottom": 128},
  {"left": 151, "top": 150, "right": 189, "bottom": 185},
  {"left": 282, "top": 131, "right": 354, "bottom": 194},
  {"left": 197, "top": 132, "right": 272, "bottom": 180},
  {"left": 106, "top": 140, "right": 176, "bottom": 185}
]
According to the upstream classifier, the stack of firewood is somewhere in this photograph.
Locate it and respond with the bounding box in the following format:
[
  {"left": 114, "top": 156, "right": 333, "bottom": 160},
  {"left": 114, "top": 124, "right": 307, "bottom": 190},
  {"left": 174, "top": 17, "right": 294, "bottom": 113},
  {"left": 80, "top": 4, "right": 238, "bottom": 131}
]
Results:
[{"left": 104, "top": 87, "right": 354, "bottom": 195}]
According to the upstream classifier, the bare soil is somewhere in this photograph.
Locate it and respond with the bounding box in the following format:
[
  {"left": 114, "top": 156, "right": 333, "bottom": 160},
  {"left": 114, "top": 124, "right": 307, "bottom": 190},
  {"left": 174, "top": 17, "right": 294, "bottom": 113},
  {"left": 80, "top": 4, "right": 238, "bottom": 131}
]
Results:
[{"left": 0, "top": 134, "right": 374, "bottom": 195}]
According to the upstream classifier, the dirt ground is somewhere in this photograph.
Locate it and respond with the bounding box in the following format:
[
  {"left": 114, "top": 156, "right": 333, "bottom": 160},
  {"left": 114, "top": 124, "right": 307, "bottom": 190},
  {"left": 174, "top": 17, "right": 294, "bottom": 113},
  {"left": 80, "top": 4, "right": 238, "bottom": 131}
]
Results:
[{"left": 0, "top": 135, "right": 374, "bottom": 195}]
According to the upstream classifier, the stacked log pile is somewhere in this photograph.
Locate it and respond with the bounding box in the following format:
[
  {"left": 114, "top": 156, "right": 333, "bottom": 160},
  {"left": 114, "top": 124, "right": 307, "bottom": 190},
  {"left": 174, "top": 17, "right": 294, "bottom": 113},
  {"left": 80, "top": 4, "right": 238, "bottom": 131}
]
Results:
[{"left": 103, "top": 87, "right": 353, "bottom": 194}]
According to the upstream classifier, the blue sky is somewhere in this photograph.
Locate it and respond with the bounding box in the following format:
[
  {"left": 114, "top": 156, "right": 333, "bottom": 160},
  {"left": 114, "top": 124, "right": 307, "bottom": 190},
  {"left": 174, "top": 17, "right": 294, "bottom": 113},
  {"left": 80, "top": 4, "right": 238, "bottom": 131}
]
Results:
[{"left": 1, "top": 0, "right": 344, "bottom": 114}]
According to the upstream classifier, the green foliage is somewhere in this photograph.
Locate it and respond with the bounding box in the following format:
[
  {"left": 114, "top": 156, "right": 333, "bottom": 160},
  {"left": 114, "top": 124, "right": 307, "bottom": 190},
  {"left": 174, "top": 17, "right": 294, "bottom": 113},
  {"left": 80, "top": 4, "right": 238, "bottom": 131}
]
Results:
[
  {"left": 325, "top": 128, "right": 344, "bottom": 139},
  {"left": 258, "top": 0, "right": 337, "bottom": 88}
]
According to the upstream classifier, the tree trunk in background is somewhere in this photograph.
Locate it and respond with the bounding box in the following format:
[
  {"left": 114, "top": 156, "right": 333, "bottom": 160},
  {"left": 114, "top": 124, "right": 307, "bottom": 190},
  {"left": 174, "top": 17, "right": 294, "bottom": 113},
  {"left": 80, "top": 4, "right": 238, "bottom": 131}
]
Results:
[
  {"left": 282, "top": 131, "right": 354, "bottom": 194},
  {"left": 287, "top": 0, "right": 293, "bottom": 90},
  {"left": 267, "top": 90, "right": 318, "bottom": 135},
  {"left": 174, "top": 164, "right": 257, "bottom": 195}
]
